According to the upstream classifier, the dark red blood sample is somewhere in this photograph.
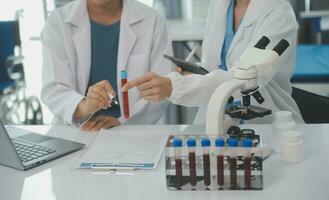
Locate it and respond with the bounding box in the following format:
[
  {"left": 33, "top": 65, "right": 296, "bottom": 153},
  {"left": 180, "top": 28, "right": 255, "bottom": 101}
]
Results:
[
  {"left": 203, "top": 154, "right": 211, "bottom": 187},
  {"left": 121, "top": 78, "right": 130, "bottom": 119},
  {"left": 217, "top": 155, "right": 224, "bottom": 187},
  {"left": 175, "top": 158, "right": 183, "bottom": 188},
  {"left": 230, "top": 157, "right": 237, "bottom": 188},
  {"left": 244, "top": 156, "right": 252, "bottom": 189},
  {"left": 189, "top": 152, "right": 197, "bottom": 186}
]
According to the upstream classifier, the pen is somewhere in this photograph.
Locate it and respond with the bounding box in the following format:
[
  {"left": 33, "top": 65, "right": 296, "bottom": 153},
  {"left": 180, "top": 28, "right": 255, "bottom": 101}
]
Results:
[
  {"left": 91, "top": 166, "right": 135, "bottom": 171},
  {"left": 91, "top": 166, "right": 135, "bottom": 175},
  {"left": 108, "top": 93, "right": 119, "bottom": 107}
]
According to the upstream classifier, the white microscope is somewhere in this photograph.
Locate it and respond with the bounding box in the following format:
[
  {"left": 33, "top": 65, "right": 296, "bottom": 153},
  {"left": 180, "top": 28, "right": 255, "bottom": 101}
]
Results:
[{"left": 206, "top": 36, "right": 290, "bottom": 136}]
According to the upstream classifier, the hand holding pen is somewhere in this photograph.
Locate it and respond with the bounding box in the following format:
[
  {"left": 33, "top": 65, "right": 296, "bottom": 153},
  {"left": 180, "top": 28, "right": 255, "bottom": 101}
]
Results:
[{"left": 74, "top": 80, "right": 118, "bottom": 119}]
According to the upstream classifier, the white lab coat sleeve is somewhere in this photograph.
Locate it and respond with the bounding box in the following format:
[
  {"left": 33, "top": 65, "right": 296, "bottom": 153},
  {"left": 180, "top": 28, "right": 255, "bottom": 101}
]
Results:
[
  {"left": 40, "top": 13, "right": 85, "bottom": 125},
  {"left": 250, "top": 1, "right": 298, "bottom": 88},
  {"left": 124, "top": 14, "right": 173, "bottom": 124},
  {"left": 167, "top": 69, "right": 233, "bottom": 107}
]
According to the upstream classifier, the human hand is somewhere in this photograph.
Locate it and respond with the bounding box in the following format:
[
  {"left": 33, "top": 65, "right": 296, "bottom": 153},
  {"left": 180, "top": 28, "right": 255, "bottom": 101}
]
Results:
[
  {"left": 74, "top": 80, "right": 116, "bottom": 119},
  {"left": 81, "top": 115, "right": 120, "bottom": 131},
  {"left": 175, "top": 66, "right": 193, "bottom": 76},
  {"left": 121, "top": 72, "right": 172, "bottom": 101}
]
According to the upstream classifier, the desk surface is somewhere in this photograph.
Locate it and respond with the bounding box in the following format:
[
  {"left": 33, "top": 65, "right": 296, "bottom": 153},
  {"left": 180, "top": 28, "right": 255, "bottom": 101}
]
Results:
[{"left": 1, "top": 124, "right": 329, "bottom": 200}]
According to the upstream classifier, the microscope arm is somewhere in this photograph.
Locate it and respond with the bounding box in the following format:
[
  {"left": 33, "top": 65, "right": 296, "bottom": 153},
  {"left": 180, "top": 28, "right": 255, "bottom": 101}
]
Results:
[{"left": 205, "top": 79, "right": 246, "bottom": 136}]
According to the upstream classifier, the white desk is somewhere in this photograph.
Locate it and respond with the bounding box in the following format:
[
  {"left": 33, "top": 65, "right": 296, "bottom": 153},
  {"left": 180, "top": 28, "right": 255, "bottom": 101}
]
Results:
[{"left": 1, "top": 124, "right": 329, "bottom": 200}]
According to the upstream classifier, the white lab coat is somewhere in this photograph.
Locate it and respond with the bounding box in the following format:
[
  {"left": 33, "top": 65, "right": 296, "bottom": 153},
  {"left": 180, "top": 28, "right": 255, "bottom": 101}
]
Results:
[
  {"left": 41, "top": 0, "right": 173, "bottom": 125},
  {"left": 167, "top": 0, "right": 304, "bottom": 124}
]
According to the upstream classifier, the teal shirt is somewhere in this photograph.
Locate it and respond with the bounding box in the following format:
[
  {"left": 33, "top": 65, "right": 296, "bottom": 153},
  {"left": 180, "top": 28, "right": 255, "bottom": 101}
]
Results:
[
  {"left": 88, "top": 20, "right": 121, "bottom": 118},
  {"left": 220, "top": 0, "right": 236, "bottom": 71}
]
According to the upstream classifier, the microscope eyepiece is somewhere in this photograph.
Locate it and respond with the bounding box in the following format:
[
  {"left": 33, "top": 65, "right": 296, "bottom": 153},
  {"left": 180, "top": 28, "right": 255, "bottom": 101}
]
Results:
[
  {"left": 273, "top": 39, "right": 290, "bottom": 56},
  {"left": 254, "top": 36, "right": 270, "bottom": 49}
]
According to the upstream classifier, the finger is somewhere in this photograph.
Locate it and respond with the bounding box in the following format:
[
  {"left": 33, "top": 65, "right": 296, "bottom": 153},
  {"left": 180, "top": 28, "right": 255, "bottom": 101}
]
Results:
[
  {"left": 88, "top": 93, "right": 108, "bottom": 107},
  {"left": 90, "top": 86, "right": 110, "bottom": 106},
  {"left": 121, "top": 73, "right": 154, "bottom": 92},
  {"left": 175, "top": 66, "right": 182, "bottom": 73},
  {"left": 81, "top": 117, "right": 98, "bottom": 131},
  {"left": 137, "top": 81, "right": 153, "bottom": 91},
  {"left": 91, "top": 118, "right": 108, "bottom": 131},
  {"left": 182, "top": 71, "right": 193, "bottom": 76},
  {"left": 88, "top": 86, "right": 107, "bottom": 104},
  {"left": 144, "top": 95, "right": 160, "bottom": 102},
  {"left": 89, "top": 97, "right": 108, "bottom": 110},
  {"left": 108, "top": 117, "right": 120, "bottom": 126},
  {"left": 109, "top": 90, "right": 116, "bottom": 97},
  {"left": 143, "top": 93, "right": 166, "bottom": 101},
  {"left": 88, "top": 119, "right": 102, "bottom": 131},
  {"left": 140, "top": 88, "right": 156, "bottom": 97},
  {"left": 97, "top": 80, "right": 114, "bottom": 93},
  {"left": 102, "top": 121, "right": 116, "bottom": 129}
]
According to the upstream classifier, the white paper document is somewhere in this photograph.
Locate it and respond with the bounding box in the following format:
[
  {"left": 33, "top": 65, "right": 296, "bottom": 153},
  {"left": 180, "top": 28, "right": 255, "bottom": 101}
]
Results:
[{"left": 77, "top": 131, "right": 169, "bottom": 170}]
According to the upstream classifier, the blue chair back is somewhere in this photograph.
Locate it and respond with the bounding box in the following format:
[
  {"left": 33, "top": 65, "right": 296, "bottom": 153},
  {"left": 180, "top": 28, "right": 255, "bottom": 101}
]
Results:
[
  {"left": 0, "top": 21, "right": 20, "bottom": 90},
  {"left": 292, "top": 44, "right": 329, "bottom": 82}
]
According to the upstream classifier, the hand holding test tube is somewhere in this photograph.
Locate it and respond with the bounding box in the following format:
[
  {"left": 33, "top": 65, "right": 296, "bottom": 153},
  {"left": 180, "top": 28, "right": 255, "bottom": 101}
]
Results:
[{"left": 121, "top": 72, "right": 172, "bottom": 101}]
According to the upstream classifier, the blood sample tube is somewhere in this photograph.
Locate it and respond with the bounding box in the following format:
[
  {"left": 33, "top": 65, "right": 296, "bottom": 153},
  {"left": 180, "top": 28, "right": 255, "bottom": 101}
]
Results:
[
  {"left": 201, "top": 138, "right": 211, "bottom": 188},
  {"left": 215, "top": 138, "right": 225, "bottom": 189},
  {"left": 172, "top": 138, "right": 183, "bottom": 189},
  {"left": 187, "top": 138, "right": 197, "bottom": 187},
  {"left": 121, "top": 70, "right": 130, "bottom": 119},
  {"left": 242, "top": 139, "right": 253, "bottom": 189},
  {"left": 228, "top": 138, "right": 238, "bottom": 189}
]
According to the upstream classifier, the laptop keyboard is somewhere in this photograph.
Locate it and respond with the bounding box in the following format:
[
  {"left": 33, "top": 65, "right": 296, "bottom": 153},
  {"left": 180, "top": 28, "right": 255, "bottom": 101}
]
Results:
[{"left": 12, "top": 140, "right": 56, "bottom": 163}]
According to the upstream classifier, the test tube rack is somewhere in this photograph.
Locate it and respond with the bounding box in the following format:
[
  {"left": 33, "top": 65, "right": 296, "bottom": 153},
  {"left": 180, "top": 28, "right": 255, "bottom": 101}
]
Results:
[{"left": 165, "top": 134, "right": 263, "bottom": 191}]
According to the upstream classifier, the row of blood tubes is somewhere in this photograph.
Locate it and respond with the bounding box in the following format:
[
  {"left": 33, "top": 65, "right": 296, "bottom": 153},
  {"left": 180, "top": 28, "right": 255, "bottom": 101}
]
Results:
[{"left": 172, "top": 137, "right": 253, "bottom": 189}]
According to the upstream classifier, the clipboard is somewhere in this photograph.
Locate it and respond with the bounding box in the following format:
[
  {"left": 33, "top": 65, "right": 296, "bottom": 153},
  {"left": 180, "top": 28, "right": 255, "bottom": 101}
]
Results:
[{"left": 76, "top": 131, "right": 169, "bottom": 171}]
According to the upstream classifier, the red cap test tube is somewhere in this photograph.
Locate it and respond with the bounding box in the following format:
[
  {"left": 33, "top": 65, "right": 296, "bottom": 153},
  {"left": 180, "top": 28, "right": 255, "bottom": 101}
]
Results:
[{"left": 121, "top": 70, "right": 130, "bottom": 119}]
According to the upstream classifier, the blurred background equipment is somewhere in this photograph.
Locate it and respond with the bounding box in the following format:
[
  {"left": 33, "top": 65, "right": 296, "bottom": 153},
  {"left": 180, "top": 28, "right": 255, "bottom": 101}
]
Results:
[{"left": 0, "top": 14, "right": 43, "bottom": 125}]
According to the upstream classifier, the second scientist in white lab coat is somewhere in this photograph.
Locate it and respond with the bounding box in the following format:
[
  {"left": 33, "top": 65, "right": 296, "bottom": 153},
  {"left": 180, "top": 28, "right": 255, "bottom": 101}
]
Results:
[
  {"left": 41, "top": 0, "right": 173, "bottom": 131},
  {"left": 122, "top": 0, "right": 304, "bottom": 124}
]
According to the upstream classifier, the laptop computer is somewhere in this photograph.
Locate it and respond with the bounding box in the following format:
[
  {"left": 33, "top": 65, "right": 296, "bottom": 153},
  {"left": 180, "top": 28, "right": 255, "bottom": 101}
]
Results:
[{"left": 0, "top": 120, "right": 85, "bottom": 171}]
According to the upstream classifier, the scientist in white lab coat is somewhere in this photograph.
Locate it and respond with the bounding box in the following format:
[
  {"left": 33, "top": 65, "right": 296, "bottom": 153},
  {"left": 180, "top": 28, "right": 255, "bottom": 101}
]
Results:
[
  {"left": 122, "top": 0, "right": 304, "bottom": 124},
  {"left": 41, "top": 0, "right": 173, "bottom": 131}
]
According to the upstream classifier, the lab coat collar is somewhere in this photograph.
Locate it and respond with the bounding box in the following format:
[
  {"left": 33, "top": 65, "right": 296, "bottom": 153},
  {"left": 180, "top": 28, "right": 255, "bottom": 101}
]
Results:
[
  {"left": 64, "top": 0, "right": 88, "bottom": 27},
  {"left": 117, "top": 0, "right": 145, "bottom": 72},
  {"left": 64, "top": 0, "right": 144, "bottom": 27},
  {"left": 226, "top": 0, "right": 267, "bottom": 68},
  {"left": 240, "top": 0, "right": 267, "bottom": 28},
  {"left": 122, "top": 0, "right": 144, "bottom": 25}
]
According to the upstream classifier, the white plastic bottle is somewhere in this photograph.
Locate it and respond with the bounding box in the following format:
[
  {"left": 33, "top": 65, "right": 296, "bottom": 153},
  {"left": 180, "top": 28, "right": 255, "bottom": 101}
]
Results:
[
  {"left": 271, "top": 111, "right": 295, "bottom": 153},
  {"left": 280, "top": 130, "right": 304, "bottom": 164}
]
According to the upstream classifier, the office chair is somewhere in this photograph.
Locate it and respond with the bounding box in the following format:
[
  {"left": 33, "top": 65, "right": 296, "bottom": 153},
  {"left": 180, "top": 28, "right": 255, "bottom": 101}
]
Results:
[
  {"left": 292, "top": 87, "right": 329, "bottom": 123},
  {"left": 0, "top": 20, "right": 43, "bottom": 125}
]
